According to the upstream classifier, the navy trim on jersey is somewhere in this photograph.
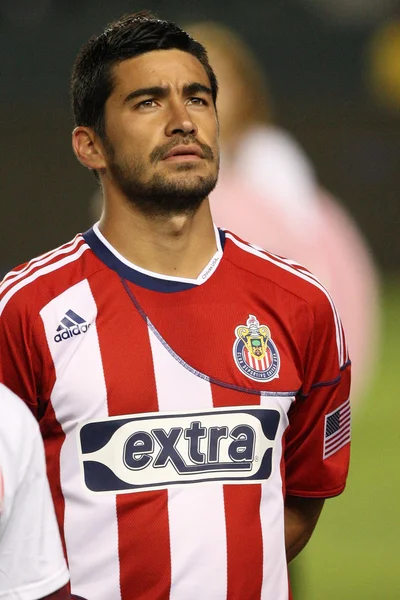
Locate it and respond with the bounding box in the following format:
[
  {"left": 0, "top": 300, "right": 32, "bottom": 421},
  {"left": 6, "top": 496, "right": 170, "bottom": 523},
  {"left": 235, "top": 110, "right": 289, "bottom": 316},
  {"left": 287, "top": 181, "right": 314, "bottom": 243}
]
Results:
[
  {"left": 340, "top": 360, "right": 352, "bottom": 371},
  {"left": 298, "top": 361, "right": 351, "bottom": 397},
  {"left": 121, "top": 277, "right": 299, "bottom": 397},
  {"left": 219, "top": 227, "right": 226, "bottom": 250},
  {"left": 83, "top": 227, "right": 226, "bottom": 293}
]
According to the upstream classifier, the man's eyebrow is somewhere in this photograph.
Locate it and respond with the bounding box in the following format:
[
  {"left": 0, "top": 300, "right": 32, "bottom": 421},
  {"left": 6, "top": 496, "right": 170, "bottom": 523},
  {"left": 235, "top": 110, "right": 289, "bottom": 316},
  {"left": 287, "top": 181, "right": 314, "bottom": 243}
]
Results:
[
  {"left": 122, "top": 82, "right": 213, "bottom": 105},
  {"left": 123, "top": 86, "right": 169, "bottom": 104},
  {"left": 183, "top": 82, "right": 213, "bottom": 97}
]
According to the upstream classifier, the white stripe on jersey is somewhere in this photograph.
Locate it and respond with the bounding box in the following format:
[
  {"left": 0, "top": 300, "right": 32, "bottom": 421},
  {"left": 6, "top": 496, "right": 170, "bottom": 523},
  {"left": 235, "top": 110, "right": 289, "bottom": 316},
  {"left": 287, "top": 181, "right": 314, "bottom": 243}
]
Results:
[
  {"left": 1, "top": 235, "right": 82, "bottom": 286},
  {"left": 225, "top": 232, "right": 346, "bottom": 367},
  {"left": 260, "top": 395, "right": 292, "bottom": 600},
  {"left": 0, "top": 243, "right": 89, "bottom": 316},
  {"left": 148, "top": 327, "right": 228, "bottom": 600},
  {"left": 40, "top": 280, "right": 122, "bottom": 600}
]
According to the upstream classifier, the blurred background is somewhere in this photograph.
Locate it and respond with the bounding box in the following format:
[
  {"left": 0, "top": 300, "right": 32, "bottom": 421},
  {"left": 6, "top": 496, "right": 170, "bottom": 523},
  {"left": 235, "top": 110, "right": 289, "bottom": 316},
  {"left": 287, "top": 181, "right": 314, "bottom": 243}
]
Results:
[{"left": 1, "top": 1, "right": 399, "bottom": 598}]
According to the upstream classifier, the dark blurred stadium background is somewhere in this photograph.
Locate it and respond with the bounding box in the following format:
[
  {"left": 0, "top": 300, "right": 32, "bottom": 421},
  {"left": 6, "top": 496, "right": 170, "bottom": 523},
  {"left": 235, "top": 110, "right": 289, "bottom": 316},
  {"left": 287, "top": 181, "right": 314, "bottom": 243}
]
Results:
[{"left": 1, "top": 1, "right": 399, "bottom": 598}]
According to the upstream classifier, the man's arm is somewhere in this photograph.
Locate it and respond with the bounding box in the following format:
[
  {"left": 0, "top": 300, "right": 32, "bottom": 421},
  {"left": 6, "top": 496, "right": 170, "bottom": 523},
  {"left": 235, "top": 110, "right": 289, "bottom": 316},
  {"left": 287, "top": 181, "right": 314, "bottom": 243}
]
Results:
[{"left": 284, "top": 495, "right": 325, "bottom": 563}]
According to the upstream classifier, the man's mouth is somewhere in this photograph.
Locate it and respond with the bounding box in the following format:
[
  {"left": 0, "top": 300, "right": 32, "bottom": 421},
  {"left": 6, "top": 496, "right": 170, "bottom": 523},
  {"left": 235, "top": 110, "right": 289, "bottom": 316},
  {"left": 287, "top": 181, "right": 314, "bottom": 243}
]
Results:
[{"left": 162, "top": 144, "right": 204, "bottom": 161}]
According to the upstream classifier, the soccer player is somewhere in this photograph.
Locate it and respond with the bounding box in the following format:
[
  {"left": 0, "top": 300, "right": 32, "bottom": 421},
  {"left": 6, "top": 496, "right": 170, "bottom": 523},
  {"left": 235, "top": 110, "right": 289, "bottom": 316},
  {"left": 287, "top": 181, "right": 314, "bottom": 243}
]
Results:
[
  {"left": 0, "top": 384, "right": 70, "bottom": 599},
  {"left": 0, "top": 12, "right": 351, "bottom": 600}
]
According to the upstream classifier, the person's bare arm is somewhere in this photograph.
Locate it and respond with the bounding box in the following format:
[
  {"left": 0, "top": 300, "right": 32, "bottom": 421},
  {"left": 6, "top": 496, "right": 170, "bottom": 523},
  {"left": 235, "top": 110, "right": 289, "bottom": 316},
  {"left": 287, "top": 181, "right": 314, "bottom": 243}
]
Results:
[{"left": 284, "top": 495, "right": 325, "bottom": 563}]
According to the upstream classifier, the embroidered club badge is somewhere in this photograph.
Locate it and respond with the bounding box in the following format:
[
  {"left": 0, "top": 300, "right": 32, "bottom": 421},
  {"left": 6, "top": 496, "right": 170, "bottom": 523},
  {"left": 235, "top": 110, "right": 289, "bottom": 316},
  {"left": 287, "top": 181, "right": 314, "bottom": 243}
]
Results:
[{"left": 233, "top": 314, "right": 280, "bottom": 382}]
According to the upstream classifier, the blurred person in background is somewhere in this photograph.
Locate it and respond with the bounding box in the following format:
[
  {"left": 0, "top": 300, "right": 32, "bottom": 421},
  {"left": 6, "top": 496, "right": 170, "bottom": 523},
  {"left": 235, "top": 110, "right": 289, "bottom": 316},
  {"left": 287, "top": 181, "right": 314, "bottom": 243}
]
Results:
[
  {"left": 187, "top": 22, "right": 380, "bottom": 405},
  {"left": 0, "top": 384, "right": 70, "bottom": 600}
]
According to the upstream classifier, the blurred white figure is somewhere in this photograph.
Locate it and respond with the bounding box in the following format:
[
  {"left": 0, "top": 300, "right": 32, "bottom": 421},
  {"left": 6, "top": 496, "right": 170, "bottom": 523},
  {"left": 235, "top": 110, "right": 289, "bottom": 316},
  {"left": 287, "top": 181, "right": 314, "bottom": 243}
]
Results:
[
  {"left": 188, "top": 22, "right": 380, "bottom": 403},
  {"left": 0, "top": 384, "right": 70, "bottom": 600}
]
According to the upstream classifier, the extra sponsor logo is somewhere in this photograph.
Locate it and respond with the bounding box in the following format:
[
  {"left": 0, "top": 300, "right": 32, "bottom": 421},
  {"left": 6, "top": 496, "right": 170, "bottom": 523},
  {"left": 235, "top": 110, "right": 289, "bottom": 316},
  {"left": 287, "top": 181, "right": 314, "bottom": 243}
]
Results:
[
  {"left": 233, "top": 314, "right": 280, "bottom": 382},
  {"left": 78, "top": 407, "right": 281, "bottom": 494}
]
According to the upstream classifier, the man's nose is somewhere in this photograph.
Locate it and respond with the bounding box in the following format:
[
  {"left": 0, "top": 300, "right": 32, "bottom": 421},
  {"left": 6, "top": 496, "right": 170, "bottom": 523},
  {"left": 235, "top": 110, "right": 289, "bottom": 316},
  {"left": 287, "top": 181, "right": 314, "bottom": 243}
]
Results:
[{"left": 165, "top": 102, "right": 197, "bottom": 137}]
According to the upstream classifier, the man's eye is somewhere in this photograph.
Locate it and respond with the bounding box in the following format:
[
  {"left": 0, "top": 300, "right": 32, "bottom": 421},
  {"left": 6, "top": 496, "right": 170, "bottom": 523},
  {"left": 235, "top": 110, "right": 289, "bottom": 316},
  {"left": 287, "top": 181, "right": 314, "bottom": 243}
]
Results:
[
  {"left": 137, "top": 99, "right": 156, "bottom": 108},
  {"left": 189, "top": 97, "right": 207, "bottom": 106}
]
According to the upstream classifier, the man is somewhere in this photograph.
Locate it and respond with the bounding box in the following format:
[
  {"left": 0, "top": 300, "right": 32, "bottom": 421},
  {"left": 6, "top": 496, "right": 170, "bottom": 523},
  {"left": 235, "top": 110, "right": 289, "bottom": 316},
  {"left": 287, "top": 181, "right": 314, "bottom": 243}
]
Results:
[
  {"left": 0, "top": 12, "right": 351, "bottom": 600},
  {"left": 0, "top": 384, "right": 70, "bottom": 599}
]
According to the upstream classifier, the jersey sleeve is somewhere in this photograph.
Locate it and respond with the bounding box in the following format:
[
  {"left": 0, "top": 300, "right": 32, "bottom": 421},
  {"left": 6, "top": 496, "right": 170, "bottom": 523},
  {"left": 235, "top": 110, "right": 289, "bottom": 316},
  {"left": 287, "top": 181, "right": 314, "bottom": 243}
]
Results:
[
  {"left": 0, "top": 287, "right": 51, "bottom": 416},
  {"left": 0, "top": 386, "right": 70, "bottom": 599},
  {"left": 284, "top": 289, "right": 351, "bottom": 498}
]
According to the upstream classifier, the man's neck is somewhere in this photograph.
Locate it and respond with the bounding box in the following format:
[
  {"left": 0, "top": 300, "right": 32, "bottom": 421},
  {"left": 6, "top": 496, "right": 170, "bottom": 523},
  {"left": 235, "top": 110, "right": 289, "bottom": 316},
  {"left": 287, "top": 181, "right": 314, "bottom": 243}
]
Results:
[{"left": 98, "top": 197, "right": 218, "bottom": 279}]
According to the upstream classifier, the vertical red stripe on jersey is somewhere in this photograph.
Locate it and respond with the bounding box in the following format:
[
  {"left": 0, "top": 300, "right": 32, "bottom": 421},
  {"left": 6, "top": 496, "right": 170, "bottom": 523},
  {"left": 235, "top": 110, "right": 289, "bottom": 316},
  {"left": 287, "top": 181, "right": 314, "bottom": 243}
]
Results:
[
  {"left": 211, "top": 384, "right": 264, "bottom": 598},
  {"left": 116, "top": 491, "right": 171, "bottom": 599},
  {"left": 93, "top": 276, "right": 171, "bottom": 598}
]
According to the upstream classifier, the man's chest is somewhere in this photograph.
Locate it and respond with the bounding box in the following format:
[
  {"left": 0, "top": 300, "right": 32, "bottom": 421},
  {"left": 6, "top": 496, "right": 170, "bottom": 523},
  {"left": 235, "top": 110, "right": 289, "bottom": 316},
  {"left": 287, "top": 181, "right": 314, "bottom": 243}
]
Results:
[
  {"left": 36, "top": 277, "right": 305, "bottom": 500},
  {"left": 38, "top": 279, "right": 306, "bottom": 417}
]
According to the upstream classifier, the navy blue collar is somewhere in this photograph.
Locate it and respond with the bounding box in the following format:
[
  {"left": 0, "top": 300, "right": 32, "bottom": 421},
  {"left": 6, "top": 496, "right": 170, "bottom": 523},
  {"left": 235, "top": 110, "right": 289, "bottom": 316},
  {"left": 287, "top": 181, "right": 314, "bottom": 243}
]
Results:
[{"left": 83, "top": 226, "right": 226, "bottom": 293}]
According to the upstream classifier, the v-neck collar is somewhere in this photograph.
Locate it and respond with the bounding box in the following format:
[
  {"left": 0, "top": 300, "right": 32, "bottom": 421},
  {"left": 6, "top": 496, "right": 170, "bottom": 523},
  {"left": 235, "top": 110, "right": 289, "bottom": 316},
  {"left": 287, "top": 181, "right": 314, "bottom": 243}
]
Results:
[{"left": 83, "top": 223, "right": 225, "bottom": 293}]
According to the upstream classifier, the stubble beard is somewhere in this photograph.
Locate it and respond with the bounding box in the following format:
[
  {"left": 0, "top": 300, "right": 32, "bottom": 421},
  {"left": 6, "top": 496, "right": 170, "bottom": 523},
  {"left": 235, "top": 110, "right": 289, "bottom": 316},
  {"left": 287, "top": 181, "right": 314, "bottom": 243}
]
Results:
[{"left": 106, "top": 140, "right": 219, "bottom": 218}]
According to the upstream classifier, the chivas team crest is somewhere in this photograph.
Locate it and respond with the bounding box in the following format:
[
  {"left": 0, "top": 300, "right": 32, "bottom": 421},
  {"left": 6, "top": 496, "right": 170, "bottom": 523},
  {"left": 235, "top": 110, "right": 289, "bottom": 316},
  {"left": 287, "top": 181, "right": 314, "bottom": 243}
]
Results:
[{"left": 233, "top": 314, "right": 280, "bottom": 382}]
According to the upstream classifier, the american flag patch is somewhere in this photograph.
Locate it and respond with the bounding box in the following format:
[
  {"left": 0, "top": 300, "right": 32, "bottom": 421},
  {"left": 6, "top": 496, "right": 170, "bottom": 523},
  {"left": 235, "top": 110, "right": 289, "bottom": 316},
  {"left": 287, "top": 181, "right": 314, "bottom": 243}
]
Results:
[{"left": 323, "top": 398, "right": 351, "bottom": 459}]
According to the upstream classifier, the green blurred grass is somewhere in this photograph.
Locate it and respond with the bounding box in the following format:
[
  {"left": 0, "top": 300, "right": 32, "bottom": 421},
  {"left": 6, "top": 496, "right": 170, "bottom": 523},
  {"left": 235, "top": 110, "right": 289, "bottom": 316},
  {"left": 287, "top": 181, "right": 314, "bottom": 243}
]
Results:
[{"left": 294, "top": 277, "right": 400, "bottom": 599}]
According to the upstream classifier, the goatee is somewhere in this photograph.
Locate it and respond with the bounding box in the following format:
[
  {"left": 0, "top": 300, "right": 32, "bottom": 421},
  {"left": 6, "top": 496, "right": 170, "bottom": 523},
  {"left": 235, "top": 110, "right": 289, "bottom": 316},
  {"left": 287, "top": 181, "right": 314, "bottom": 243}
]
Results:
[{"left": 106, "top": 136, "right": 219, "bottom": 218}]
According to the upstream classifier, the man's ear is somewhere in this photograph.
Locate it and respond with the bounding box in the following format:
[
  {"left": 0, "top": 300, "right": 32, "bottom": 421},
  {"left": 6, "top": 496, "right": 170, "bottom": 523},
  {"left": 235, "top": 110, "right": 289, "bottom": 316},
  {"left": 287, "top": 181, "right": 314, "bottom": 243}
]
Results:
[{"left": 72, "top": 126, "right": 107, "bottom": 171}]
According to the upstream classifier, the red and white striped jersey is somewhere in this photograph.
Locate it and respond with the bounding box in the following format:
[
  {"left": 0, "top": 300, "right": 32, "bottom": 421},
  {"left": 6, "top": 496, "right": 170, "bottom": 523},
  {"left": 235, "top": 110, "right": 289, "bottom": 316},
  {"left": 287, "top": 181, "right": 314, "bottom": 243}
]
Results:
[{"left": 0, "top": 224, "right": 351, "bottom": 600}]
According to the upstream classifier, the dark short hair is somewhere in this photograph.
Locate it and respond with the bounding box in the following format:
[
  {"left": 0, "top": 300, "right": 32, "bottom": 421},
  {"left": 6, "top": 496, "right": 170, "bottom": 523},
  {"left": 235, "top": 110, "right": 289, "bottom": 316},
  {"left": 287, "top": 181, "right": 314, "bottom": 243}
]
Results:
[{"left": 70, "top": 11, "right": 218, "bottom": 139}]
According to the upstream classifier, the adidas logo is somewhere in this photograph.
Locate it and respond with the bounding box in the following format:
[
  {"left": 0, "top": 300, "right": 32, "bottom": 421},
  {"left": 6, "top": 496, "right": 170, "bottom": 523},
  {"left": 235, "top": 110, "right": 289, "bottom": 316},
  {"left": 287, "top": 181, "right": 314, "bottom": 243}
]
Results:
[{"left": 54, "top": 309, "right": 90, "bottom": 343}]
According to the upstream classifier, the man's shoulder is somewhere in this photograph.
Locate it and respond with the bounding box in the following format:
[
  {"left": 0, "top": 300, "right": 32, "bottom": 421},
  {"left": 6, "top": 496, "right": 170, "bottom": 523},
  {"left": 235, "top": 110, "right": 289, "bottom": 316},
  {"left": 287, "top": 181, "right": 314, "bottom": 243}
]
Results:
[
  {"left": 222, "top": 229, "right": 348, "bottom": 370},
  {"left": 0, "top": 233, "right": 98, "bottom": 317},
  {"left": 222, "top": 228, "right": 330, "bottom": 309}
]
